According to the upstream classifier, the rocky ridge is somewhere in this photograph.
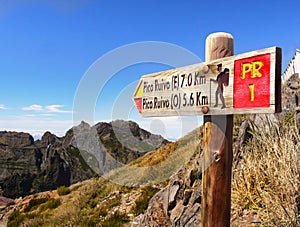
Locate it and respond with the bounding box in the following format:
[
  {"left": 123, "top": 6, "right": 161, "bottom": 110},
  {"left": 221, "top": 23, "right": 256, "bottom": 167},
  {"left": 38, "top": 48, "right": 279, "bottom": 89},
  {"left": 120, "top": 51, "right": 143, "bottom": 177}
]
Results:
[{"left": 0, "top": 120, "right": 167, "bottom": 199}]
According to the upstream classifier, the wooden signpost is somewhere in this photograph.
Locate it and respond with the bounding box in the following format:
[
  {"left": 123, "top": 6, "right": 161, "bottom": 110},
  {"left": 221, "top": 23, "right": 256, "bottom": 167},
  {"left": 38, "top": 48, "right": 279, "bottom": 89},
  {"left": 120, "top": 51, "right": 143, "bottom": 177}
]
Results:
[
  {"left": 133, "top": 46, "right": 281, "bottom": 117},
  {"left": 133, "top": 32, "right": 282, "bottom": 226}
]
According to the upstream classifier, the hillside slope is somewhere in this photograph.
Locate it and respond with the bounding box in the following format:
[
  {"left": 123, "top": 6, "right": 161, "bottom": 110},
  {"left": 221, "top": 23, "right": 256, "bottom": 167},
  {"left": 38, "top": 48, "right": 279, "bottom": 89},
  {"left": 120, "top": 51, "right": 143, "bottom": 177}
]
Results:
[
  {"left": 0, "top": 120, "right": 167, "bottom": 199},
  {"left": 1, "top": 113, "right": 299, "bottom": 226},
  {"left": 0, "top": 126, "right": 200, "bottom": 226}
]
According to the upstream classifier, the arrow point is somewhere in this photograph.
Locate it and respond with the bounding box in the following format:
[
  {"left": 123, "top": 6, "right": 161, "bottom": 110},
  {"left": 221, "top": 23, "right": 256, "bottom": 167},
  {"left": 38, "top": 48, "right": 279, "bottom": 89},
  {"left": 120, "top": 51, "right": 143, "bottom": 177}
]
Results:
[
  {"left": 134, "top": 98, "right": 142, "bottom": 113},
  {"left": 134, "top": 80, "right": 143, "bottom": 98}
]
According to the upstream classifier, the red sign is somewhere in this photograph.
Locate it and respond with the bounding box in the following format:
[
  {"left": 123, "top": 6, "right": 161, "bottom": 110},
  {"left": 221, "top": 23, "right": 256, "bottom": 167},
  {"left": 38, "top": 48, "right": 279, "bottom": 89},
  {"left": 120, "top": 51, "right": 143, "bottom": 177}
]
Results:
[{"left": 233, "top": 53, "right": 271, "bottom": 108}]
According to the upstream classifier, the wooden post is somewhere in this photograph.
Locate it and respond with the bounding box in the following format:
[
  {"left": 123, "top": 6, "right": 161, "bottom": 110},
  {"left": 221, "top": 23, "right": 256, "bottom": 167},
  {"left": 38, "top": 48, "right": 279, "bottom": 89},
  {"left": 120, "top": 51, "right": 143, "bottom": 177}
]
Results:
[{"left": 201, "top": 32, "right": 234, "bottom": 227}]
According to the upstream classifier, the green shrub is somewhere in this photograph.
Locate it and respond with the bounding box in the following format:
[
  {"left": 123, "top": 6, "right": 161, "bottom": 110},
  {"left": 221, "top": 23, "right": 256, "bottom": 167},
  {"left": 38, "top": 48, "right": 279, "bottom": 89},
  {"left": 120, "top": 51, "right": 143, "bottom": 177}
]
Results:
[
  {"left": 131, "top": 186, "right": 159, "bottom": 215},
  {"left": 284, "top": 111, "right": 296, "bottom": 125},
  {"left": 24, "top": 196, "right": 50, "bottom": 212},
  {"left": 101, "top": 212, "right": 129, "bottom": 227},
  {"left": 40, "top": 198, "right": 61, "bottom": 211},
  {"left": 7, "top": 210, "right": 25, "bottom": 227},
  {"left": 93, "top": 172, "right": 100, "bottom": 178},
  {"left": 57, "top": 186, "right": 71, "bottom": 196}
]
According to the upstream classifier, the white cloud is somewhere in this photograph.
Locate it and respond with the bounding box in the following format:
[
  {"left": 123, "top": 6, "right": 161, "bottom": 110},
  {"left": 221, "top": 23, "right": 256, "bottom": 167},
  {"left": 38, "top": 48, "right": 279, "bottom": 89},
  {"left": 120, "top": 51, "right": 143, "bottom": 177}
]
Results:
[
  {"left": 22, "top": 104, "right": 71, "bottom": 113},
  {"left": 45, "top": 105, "right": 71, "bottom": 113},
  {"left": 0, "top": 104, "right": 6, "bottom": 110},
  {"left": 22, "top": 104, "right": 43, "bottom": 111}
]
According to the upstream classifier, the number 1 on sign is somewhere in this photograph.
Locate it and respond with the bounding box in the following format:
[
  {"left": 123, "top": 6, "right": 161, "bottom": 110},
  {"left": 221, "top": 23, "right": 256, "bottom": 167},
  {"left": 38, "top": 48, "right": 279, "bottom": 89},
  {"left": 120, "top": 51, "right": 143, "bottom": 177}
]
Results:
[{"left": 249, "top": 84, "right": 255, "bottom": 102}]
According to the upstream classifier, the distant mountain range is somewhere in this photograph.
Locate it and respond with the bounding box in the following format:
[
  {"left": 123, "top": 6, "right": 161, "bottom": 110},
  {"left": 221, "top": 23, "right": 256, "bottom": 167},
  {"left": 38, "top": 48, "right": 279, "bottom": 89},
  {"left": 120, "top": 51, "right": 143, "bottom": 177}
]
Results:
[{"left": 0, "top": 120, "right": 168, "bottom": 198}]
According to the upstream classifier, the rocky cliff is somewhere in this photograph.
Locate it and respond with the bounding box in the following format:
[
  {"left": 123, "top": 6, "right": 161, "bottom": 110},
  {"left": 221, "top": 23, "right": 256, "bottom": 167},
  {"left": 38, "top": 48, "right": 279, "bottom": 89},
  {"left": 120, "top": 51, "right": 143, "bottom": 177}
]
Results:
[
  {"left": 0, "top": 130, "right": 94, "bottom": 198},
  {"left": 0, "top": 120, "right": 168, "bottom": 199}
]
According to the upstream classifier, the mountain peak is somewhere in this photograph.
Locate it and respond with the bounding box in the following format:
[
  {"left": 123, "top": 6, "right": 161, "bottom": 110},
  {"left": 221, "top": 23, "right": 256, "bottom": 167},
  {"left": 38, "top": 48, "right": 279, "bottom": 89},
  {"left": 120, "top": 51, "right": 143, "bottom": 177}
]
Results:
[
  {"left": 77, "top": 120, "right": 91, "bottom": 129},
  {"left": 0, "top": 131, "right": 34, "bottom": 148}
]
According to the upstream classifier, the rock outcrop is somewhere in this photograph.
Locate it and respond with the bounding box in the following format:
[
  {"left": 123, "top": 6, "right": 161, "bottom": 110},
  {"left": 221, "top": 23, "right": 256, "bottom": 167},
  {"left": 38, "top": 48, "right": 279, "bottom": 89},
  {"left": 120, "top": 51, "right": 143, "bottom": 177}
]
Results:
[
  {"left": 133, "top": 152, "right": 202, "bottom": 226},
  {"left": 0, "top": 120, "right": 167, "bottom": 199},
  {"left": 0, "top": 130, "right": 94, "bottom": 198},
  {"left": 282, "top": 73, "right": 300, "bottom": 122},
  {"left": 282, "top": 73, "right": 300, "bottom": 111}
]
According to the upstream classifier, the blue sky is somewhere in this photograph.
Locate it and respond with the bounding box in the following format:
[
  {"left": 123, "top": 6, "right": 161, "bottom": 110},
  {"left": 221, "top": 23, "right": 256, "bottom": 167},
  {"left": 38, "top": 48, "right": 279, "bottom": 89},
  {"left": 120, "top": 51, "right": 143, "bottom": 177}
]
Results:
[{"left": 0, "top": 0, "right": 299, "bottom": 140}]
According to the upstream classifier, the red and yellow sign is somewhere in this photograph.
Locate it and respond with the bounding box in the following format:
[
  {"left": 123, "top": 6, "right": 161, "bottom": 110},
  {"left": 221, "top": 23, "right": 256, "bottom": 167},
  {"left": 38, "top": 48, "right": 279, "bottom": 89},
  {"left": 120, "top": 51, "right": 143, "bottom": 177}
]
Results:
[
  {"left": 133, "top": 81, "right": 143, "bottom": 113},
  {"left": 234, "top": 53, "right": 271, "bottom": 108}
]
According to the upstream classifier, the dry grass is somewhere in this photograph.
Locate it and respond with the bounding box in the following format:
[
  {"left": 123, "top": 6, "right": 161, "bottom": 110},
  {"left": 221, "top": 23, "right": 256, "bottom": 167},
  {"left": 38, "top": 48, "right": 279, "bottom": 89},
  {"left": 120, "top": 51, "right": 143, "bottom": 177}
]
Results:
[
  {"left": 232, "top": 115, "right": 300, "bottom": 226},
  {"left": 106, "top": 138, "right": 200, "bottom": 187},
  {"left": 7, "top": 178, "right": 128, "bottom": 226},
  {"left": 100, "top": 127, "right": 200, "bottom": 188},
  {"left": 130, "top": 142, "right": 179, "bottom": 167}
]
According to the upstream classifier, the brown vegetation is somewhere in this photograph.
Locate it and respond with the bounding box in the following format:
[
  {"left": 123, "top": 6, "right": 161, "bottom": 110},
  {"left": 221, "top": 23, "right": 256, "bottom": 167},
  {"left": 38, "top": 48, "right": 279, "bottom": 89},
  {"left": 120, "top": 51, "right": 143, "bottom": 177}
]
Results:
[
  {"left": 4, "top": 113, "right": 299, "bottom": 226},
  {"left": 232, "top": 114, "right": 300, "bottom": 226}
]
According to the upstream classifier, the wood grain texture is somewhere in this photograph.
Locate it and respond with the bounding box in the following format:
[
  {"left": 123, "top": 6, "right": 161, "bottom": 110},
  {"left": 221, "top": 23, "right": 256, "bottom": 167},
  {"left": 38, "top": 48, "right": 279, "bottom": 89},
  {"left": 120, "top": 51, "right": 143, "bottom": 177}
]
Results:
[{"left": 201, "top": 32, "right": 234, "bottom": 227}]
